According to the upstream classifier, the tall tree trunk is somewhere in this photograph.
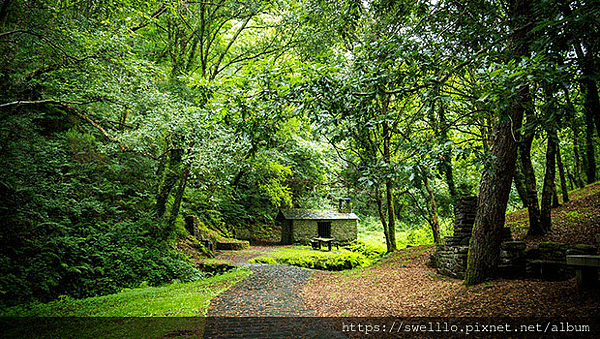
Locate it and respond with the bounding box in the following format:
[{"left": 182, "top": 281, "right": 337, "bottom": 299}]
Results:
[
  {"left": 584, "top": 105, "right": 597, "bottom": 183},
  {"left": 385, "top": 180, "right": 397, "bottom": 252},
  {"left": 166, "top": 166, "right": 190, "bottom": 238},
  {"left": 572, "top": 125, "right": 586, "bottom": 188},
  {"left": 465, "top": 105, "right": 523, "bottom": 284},
  {"left": 381, "top": 97, "right": 397, "bottom": 253},
  {"left": 155, "top": 148, "right": 184, "bottom": 219},
  {"left": 519, "top": 118, "right": 543, "bottom": 235},
  {"left": 586, "top": 77, "right": 600, "bottom": 149},
  {"left": 556, "top": 134, "right": 570, "bottom": 203},
  {"left": 382, "top": 120, "right": 397, "bottom": 253},
  {"left": 464, "top": 0, "right": 529, "bottom": 286},
  {"left": 564, "top": 87, "right": 586, "bottom": 189},
  {"left": 561, "top": 0, "right": 600, "bottom": 184},
  {"left": 577, "top": 42, "right": 600, "bottom": 150},
  {"left": 376, "top": 187, "right": 391, "bottom": 252},
  {"left": 423, "top": 176, "right": 441, "bottom": 244},
  {"left": 513, "top": 155, "right": 529, "bottom": 208},
  {"left": 584, "top": 101, "right": 596, "bottom": 184},
  {"left": 571, "top": 43, "right": 598, "bottom": 184},
  {"left": 540, "top": 134, "right": 557, "bottom": 234}
]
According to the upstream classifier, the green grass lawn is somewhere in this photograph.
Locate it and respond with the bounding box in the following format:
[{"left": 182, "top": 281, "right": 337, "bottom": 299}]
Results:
[{"left": 0, "top": 268, "right": 251, "bottom": 339}]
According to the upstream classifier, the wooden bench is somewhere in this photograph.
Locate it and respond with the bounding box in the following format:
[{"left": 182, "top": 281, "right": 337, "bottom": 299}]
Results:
[
  {"left": 566, "top": 255, "right": 600, "bottom": 288},
  {"left": 311, "top": 237, "right": 336, "bottom": 251}
]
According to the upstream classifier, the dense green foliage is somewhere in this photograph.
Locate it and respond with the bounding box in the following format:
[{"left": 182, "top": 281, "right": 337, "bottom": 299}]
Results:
[
  {"left": 1, "top": 0, "right": 599, "bottom": 304},
  {"left": 0, "top": 0, "right": 336, "bottom": 306},
  {"left": 0, "top": 123, "right": 201, "bottom": 305}
]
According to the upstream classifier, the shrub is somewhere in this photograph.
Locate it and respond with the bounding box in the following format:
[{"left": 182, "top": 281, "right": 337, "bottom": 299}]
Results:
[
  {"left": 345, "top": 240, "right": 386, "bottom": 259},
  {"left": 197, "top": 259, "right": 238, "bottom": 274},
  {"left": 250, "top": 246, "right": 374, "bottom": 271}
]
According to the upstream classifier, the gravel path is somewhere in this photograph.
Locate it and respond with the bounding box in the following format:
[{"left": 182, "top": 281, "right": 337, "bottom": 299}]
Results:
[
  {"left": 202, "top": 248, "right": 347, "bottom": 338},
  {"left": 207, "top": 263, "right": 314, "bottom": 317}
]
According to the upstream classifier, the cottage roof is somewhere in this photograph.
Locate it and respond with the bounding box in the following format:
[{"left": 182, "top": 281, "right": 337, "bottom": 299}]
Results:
[{"left": 277, "top": 209, "right": 359, "bottom": 220}]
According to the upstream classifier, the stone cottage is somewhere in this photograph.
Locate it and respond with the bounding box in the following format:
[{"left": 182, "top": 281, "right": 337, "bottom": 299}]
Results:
[{"left": 277, "top": 201, "right": 358, "bottom": 244}]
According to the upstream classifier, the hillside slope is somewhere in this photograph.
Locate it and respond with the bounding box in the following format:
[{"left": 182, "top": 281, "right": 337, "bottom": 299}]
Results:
[
  {"left": 508, "top": 182, "right": 600, "bottom": 249},
  {"left": 303, "top": 182, "right": 600, "bottom": 318}
]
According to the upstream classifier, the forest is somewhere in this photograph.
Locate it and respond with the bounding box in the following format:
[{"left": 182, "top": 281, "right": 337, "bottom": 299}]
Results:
[{"left": 1, "top": 0, "right": 599, "bottom": 312}]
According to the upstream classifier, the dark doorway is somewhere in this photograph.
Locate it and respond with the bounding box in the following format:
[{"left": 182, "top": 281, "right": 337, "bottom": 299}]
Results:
[{"left": 317, "top": 222, "right": 331, "bottom": 238}]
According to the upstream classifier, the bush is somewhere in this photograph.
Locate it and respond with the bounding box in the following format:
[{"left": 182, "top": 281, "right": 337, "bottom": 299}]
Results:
[
  {"left": 250, "top": 246, "right": 375, "bottom": 271},
  {"left": 197, "top": 259, "right": 238, "bottom": 274},
  {"left": 345, "top": 240, "right": 386, "bottom": 259},
  {"left": 0, "top": 125, "right": 203, "bottom": 307}
]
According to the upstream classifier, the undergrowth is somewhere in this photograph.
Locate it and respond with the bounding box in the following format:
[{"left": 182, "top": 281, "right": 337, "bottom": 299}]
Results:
[{"left": 357, "top": 215, "right": 453, "bottom": 250}]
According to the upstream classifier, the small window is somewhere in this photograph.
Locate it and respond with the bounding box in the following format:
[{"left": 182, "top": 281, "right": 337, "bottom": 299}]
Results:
[{"left": 318, "top": 222, "right": 331, "bottom": 238}]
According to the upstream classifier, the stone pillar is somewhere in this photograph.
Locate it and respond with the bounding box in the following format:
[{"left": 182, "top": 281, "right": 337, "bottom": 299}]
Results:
[
  {"left": 435, "top": 196, "right": 524, "bottom": 279},
  {"left": 453, "top": 196, "right": 478, "bottom": 243},
  {"left": 440, "top": 196, "right": 477, "bottom": 247}
]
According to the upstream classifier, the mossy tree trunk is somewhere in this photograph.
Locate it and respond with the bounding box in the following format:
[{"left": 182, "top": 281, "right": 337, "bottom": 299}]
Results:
[
  {"left": 519, "top": 108, "right": 543, "bottom": 236},
  {"left": 166, "top": 166, "right": 190, "bottom": 238},
  {"left": 464, "top": 102, "right": 524, "bottom": 285},
  {"left": 540, "top": 133, "right": 557, "bottom": 234},
  {"left": 155, "top": 150, "right": 182, "bottom": 218},
  {"left": 556, "top": 139, "right": 569, "bottom": 203}
]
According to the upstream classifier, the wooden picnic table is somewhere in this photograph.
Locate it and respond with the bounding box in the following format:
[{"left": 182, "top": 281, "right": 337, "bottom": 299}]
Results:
[{"left": 311, "top": 237, "right": 336, "bottom": 251}]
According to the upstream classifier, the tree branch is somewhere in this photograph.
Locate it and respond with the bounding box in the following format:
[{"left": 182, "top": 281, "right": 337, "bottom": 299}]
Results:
[{"left": 131, "top": 5, "right": 166, "bottom": 32}]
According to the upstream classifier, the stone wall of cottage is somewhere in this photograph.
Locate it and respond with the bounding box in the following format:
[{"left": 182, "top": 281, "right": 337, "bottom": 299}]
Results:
[{"left": 291, "top": 219, "right": 357, "bottom": 244}]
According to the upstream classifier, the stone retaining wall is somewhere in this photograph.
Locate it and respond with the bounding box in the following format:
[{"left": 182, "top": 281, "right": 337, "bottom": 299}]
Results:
[
  {"left": 433, "top": 197, "right": 598, "bottom": 281},
  {"left": 525, "top": 242, "right": 597, "bottom": 280},
  {"left": 434, "top": 196, "right": 523, "bottom": 279}
]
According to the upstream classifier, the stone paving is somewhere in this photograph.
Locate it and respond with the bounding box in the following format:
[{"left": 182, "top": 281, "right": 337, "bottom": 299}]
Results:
[
  {"left": 202, "top": 248, "right": 348, "bottom": 338},
  {"left": 207, "top": 264, "right": 314, "bottom": 317}
]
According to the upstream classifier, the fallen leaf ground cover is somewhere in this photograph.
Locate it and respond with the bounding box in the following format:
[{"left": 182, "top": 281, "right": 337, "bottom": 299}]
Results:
[{"left": 302, "top": 183, "right": 600, "bottom": 318}]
